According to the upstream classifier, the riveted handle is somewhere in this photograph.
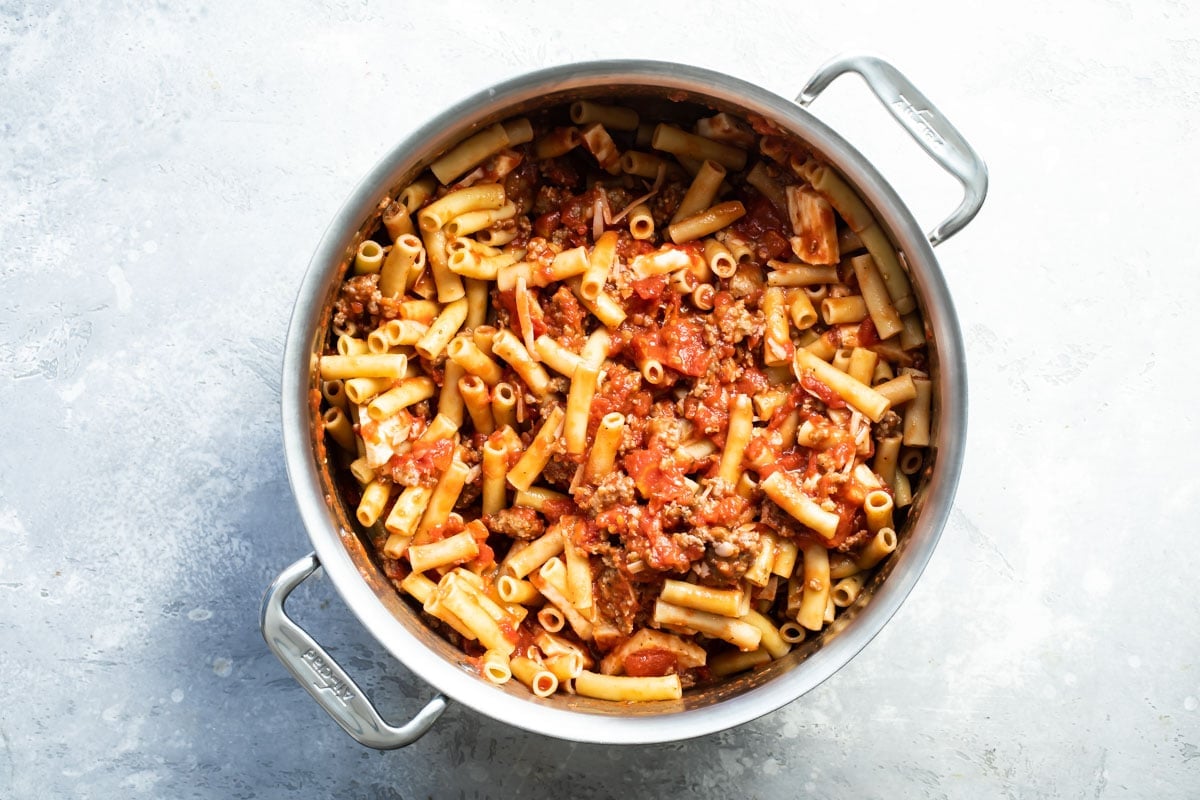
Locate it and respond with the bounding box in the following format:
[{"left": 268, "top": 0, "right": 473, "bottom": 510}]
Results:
[
  {"left": 260, "top": 553, "right": 448, "bottom": 749},
  {"left": 797, "top": 53, "right": 988, "bottom": 246}
]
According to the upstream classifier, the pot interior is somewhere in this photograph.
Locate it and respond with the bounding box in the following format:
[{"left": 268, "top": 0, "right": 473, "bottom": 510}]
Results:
[{"left": 291, "top": 66, "right": 960, "bottom": 733}]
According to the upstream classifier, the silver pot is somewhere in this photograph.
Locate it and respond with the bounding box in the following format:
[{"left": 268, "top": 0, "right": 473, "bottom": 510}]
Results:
[{"left": 260, "top": 54, "right": 986, "bottom": 748}]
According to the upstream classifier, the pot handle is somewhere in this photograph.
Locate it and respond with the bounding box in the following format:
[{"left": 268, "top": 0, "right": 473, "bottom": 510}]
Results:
[
  {"left": 260, "top": 553, "right": 448, "bottom": 749},
  {"left": 796, "top": 53, "right": 988, "bottom": 246}
]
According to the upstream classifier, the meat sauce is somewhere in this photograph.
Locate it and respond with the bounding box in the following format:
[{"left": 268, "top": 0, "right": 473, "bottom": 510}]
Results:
[{"left": 322, "top": 100, "right": 929, "bottom": 703}]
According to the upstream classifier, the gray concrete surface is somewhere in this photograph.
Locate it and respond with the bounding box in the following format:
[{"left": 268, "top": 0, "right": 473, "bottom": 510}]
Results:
[{"left": 2, "top": 1, "right": 1198, "bottom": 797}]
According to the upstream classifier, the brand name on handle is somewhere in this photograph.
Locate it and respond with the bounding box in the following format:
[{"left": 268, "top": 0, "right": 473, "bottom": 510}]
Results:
[
  {"left": 302, "top": 648, "right": 356, "bottom": 706},
  {"left": 891, "top": 93, "right": 945, "bottom": 146}
]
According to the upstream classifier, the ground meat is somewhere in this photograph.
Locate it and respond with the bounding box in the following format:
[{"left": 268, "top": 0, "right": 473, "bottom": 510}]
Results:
[
  {"left": 533, "top": 184, "right": 572, "bottom": 217},
  {"left": 583, "top": 472, "right": 636, "bottom": 514},
  {"left": 524, "top": 236, "right": 560, "bottom": 271},
  {"left": 727, "top": 263, "right": 765, "bottom": 301},
  {"left": 836, "top": 528, "right": 873, "bottom": 553},
  {"left": 592, "top": 566, "right": 640, "bottom": 636},
  {"left": 385, "top": 461, "right": 436, "bottom": 488},
  {"left": 543, "top": 286, "right": 589, "bottom": 348},
  {"left": 539, "top": 156, "right": 581, "bottom": 189},
  {"left": 454, "top": 473, "right": 482, "bottom": 513},
  {"left": 649, "top": 181, "right": 686, "bottom": 226},
  {"left": 692, "top": 483, "right": 755, "bottom": 528},
  {"left": 483, "top": 507, "right": 545, "bottom": 541},
  {"left": 873, "top": 409, "right": 902, "bottom": 440},
  {"left": 660, "top": 501, "right": 693, "bottom": 528},
  {"left": 759, "top": 499, "right": 803, "bottom": 539},
  {"left": 645, "top": 414, "right": 686, "bottom": 451},
  {"left": 692, "top": 523, "right": 761, "bottom": 586},
  {"left": 541, "top": 455, "right": 578, "bottom": 490},
  {"left": 710, "top": 296, "right": 762, "bottom": 345},
  {"left": 671, "top": 528, "right": 705, "bottom": 555},
  {"left": 504, "top": 157, "right": 539, "bottom": 215},
  {"left": 332, "top": 274, "right": 381, "bottom": 333}
]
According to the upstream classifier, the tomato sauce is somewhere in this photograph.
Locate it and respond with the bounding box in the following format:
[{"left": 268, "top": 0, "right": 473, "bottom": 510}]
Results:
[
  {"left": 624, "top": 648, "right": 679, "bottom": 678},
  {"left": 623, "top": 440, "right": 691, "bottom": 504},
  {"left": 690, "top": 493, "right": 751, "bottom": 527},
  {"left": 388, "top": 437, "right": 454, "bottom": 482},
  {"left": 732, "top": 191, "right": 791, "bottom": 262},
  {"left": 800, "top": 371, "right": 846, "bottom": 408},
  {"left": 638, "top": 506, "right": 696, "bottom": 572},
  {"left": 682, "top": 382, "right": 731, "bottom": 446}
]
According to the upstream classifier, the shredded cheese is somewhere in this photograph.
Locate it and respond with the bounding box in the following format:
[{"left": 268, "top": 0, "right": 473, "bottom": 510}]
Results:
[{"left": 515, "top": 276, "right": 539, "bottom": 359}]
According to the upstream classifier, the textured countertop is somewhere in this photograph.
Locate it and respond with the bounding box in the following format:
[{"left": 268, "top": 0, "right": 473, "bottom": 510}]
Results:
[{"left": 2, "top": 1, "right": 1198, "bottom": 797}]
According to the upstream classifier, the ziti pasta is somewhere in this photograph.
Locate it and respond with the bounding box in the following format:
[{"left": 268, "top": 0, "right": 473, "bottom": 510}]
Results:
[{"left": 318, "top": 100, "right": 932, "bottom": 703}]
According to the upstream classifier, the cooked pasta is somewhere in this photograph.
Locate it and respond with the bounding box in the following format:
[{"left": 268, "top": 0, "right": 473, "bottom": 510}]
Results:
[{"left": 318, "top": 98, "right": 934, "bottom": 703}]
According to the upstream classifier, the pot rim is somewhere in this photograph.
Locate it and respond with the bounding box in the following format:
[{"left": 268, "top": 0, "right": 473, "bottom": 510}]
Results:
[{"left": 280, "top": 59, "right": 967, "bottom": 744}]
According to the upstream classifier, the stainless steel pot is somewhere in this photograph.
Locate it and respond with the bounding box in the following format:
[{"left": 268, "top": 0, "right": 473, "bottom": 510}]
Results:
[{"left": 260, "top": 54, "right": 986, "bottom": 748}]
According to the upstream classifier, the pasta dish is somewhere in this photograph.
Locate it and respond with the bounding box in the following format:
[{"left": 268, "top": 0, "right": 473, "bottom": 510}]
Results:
[{"left": 315, "top": 99, "right": 933, "bottom": 702}]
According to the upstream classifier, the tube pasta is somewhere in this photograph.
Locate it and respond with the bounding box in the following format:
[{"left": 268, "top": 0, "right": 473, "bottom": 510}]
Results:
[
  {"left": 366, "top": 376, "right": 435, "bottom": 421},
  {"left": 797, "top": 543, "right": 831, "bottom": 631},
  {"left": 745, "top": 161, "right": 787, "bottom": 213},
  {"left": 458, "top": 375, "right": 494, "bottom": 435},
  {"left": 580, "top": 230, "right": 618, "bottom": 300},
  {"left": 321, "top": 410, "right": 352, "bottom": 453},
  {"left": 709, "top": 648, "right": 771, "bottom": 677},
  {"left": 653, "top": 600, "right": 762, "bottom": 652},
  {"left": 832, "top": 574, "right": 866, "bottom": 608},
  {"left": 506, "top": 406, "right": 565, "bottom": 492},
  {"left": 382, "top": 202, "right": 414, "bottom": 240},
  {"left": 504, "top": 527, "right": 564, "bottom": 578},
  {"left": 513, "top": 486, "right": 569, "bottom": 514},
  {"left": 574, "top": 671, "right": 682, "bottom": 702},
  {"left": 628, "top": 204, "right": 655, "bottom": 240},
  {"left": 320, "top": 354, "right": 408, "bottom": 380},
  {"left": 563, "top": 362, "right": 599, "bottom": 455},
  {"left": 408, "top": 529, "right": 478, "bottom": 573},
  {"left": 668, "top": 201, "right": 746, "bottom": 244},
  {"left": 794, "top": 349, "right": 891, "bottom": 422},
  {"left": 354, "top": 240, "right": 384, "bottom": 275},
  {"left": 766, "top": 262, "right": 838, "bottom": 287},
  {"left": 430, "top": 127, "right": 510, "bottom": 185},
  {"left": 447, "top": 336, "right": 503, "bottom": 385},
  {"left": 380, "top": 234, "right": 425, "bottom": 298},
  {"left": 864, "top": 489, "right": 894, "bottom": 533},
  {"left": 857, "top": 527, "right": 898, "bottom": 570},
  {"left": 761, "top": 287, "right": 793, "bottom": 367},
  {"left": 718, "top": 395, "right": 754, "bottom": 486},
  {"left": 534, "top": 126, "right": 582, "bottom": 159},
  {"left": 416, "top": 298, "right": 469, "bottom": 361},
  {"left": 652, "top": 124, "right": 747, "bottom": 169},
  {"left": 850, "top": 253, "right": 904, "bottom": 340},
  {"left": 319, "top": 101, "right": 942, "bottom": 705},
  {"left": 809, "top": 164, "right": 874, "bottom": 233},
  {"left": 491, "top": 329, "right": 552, "bottom": 397},
  {"left": 533, "top": 336, "right": 583, "bottom": 378},
  {"left": 740, "top": 609, "right": 790, "bottom": 659},
  {"left": 903, "top": 377, "right": 932, "bottom": 447},
  {"left": 659, "top": 580, "right": 743, "bottom": 618},
  {"left": 858, "top": 225, "right": 915, "bottom": 315},
  {"left": 873, "top": 434, "right": 902, "bottom": 490},
  {"left": 672, "top": 160, "right": 727, "bottom": 223},
  {"left": 491, "top": 382, "right": 516, "bottom": 429},
  {"left": 510, "top": 656, "right": 558, "bottom": 696},
  {"left": 821, "top": 295, "right": 868, "bottom": 325},
  {"left": 571, "top": 100, "right": 639, "bottom": 131},
  {"left": 579, "top": 123, "right": 621, "bottom": 173},
  {"left": 761, "top": 472, "right": 839, "bottom": 539}
]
